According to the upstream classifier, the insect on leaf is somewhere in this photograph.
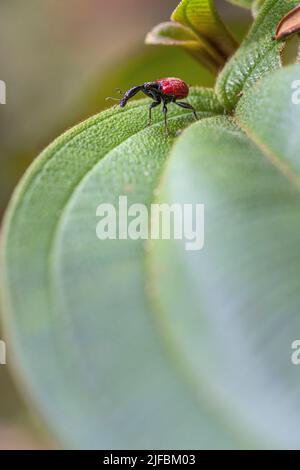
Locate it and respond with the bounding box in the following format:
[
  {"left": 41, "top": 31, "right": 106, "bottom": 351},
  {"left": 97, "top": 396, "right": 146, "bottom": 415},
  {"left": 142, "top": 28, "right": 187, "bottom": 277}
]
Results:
[{"left": 1, "top": 90, "right": 230, "bottom": 449}]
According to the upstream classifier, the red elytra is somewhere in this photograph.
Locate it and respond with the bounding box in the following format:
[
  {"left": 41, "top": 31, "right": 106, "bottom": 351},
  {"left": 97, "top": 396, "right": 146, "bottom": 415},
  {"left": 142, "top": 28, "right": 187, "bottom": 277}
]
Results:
[{"left": 156, "top": 77, "right": 189, "bottom": 99}]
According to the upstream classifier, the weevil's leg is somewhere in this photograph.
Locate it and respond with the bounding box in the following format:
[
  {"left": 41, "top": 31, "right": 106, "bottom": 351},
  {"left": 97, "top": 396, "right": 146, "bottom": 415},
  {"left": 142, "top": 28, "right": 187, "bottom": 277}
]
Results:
[
  {"left": 162, "top": 104, "right": 169, "bottom": 135},
  {"left": 148, "top": 100, "right": 161, "bottom": 126},
  {"left": 175, "top": 101, "right": 198, "bottom": 120}
]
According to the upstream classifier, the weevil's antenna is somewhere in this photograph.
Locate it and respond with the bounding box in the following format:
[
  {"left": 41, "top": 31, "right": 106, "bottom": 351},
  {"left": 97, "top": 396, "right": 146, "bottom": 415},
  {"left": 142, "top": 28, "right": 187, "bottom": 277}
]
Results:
[
  {"left": 106, "top": 96, "right": 122, "bottom": 102},
  {"left": 106, "top": 88, "right": 125, "bottom": 102}
]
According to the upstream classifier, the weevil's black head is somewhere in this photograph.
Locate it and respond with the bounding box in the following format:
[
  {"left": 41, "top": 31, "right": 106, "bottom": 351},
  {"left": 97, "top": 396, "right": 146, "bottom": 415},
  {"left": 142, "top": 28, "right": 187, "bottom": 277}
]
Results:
[{"left": 143, "top": 82, "right": 160, "bottom": 92}]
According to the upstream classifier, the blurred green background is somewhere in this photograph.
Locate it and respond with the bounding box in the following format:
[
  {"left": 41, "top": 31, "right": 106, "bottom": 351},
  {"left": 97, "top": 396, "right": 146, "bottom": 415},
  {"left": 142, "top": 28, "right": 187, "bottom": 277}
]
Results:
[{"left": 0, "top": 0, "right": 250, "bottom": 449}]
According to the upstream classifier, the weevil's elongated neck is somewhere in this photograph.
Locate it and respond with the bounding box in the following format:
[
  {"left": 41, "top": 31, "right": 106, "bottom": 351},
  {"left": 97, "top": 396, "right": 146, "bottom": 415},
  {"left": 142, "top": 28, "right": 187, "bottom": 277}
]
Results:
[{"left": 120, "top": 85, "right": 144, "bottom": 107}]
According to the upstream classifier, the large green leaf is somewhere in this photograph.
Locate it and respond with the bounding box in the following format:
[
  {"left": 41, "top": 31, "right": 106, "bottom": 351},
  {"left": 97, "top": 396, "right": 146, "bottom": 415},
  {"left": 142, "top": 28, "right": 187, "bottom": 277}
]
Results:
[
  {"left": 149, "top": 64, "right": 300, "bottom": 448},
  {"left": 2, "top": 24, "right": 300, "bottom": 446},
  {"left": 216, "top": 0, "right": 299, "bottom": 110},
  {"left": 1, "top": 90, "right": 249, "bottom": 449}
]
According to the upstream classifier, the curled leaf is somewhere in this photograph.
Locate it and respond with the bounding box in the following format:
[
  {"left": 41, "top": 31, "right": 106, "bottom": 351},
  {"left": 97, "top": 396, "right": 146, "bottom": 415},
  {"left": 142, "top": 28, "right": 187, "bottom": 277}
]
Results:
[
  {"left": 171, "top": 0, "right": 238, "bottom": 59},
  {"left": 146, "top": 21, "right": 200, "bottom": 45},
  {"left": 146, "top": 0, "right": 239, "bottom": 74},
  {"left": 146, "top": 22, "right": 221, "bottom": 73}
]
